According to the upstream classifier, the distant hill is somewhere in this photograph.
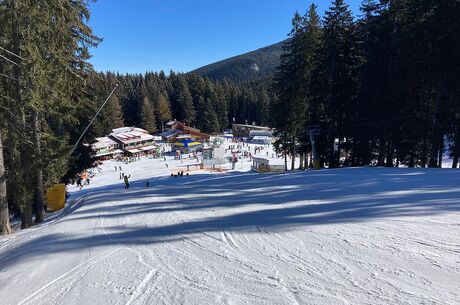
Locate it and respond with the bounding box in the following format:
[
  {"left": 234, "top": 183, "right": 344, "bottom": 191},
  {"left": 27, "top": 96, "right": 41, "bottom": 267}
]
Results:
[{"left": 191, "top": 40, "right": 287, "bottom": 83}]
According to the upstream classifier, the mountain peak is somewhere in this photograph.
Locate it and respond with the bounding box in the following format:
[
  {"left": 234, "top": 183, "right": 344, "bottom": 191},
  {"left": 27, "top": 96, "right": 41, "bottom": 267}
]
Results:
[{"left": 191, "top": 40, "right": 287, "bottom": 83}]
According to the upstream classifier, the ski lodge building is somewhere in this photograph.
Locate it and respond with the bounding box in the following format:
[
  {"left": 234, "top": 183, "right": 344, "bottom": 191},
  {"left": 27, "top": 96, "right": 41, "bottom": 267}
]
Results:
[
  {"left": 248, "top": 130, "right": 273, "bottom": 145},
  {"left": 232, "top": 123, "right": 272, "bottom": 138},
  {"left": 160, "top": 120, "right": 210, "bottom": 142},
  {"left": 90, "top": 127, "right": 156, "bottom": 159},
  {"left": 90, "top": 136, "right": 123, "bottom": 159}
]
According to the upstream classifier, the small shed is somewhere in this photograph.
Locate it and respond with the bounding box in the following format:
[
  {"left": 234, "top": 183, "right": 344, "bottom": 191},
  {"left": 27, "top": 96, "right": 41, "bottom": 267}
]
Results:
[
  {"left": 251, "top": 136, "right": 272, "bottom": 145},
  {"left": 252, "top": 157, "right": 285, "bottom": 173}
]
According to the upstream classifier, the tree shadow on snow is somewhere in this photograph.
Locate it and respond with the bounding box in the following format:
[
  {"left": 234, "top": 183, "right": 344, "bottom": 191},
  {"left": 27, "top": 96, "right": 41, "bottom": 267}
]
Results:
[{"left": 1, "top": 167, "right": 460, "bottom": 268}]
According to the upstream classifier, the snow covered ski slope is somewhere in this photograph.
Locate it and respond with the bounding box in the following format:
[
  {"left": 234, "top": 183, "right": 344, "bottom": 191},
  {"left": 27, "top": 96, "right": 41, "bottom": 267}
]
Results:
[{"left": 0, "top": 165, "right": 459, "bottom": 304}]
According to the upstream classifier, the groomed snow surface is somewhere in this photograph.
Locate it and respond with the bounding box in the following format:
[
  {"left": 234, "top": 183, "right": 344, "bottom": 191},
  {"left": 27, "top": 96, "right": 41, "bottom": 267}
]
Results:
[{"left": 1, "top": 155, "right": 459, "bottom": 305}]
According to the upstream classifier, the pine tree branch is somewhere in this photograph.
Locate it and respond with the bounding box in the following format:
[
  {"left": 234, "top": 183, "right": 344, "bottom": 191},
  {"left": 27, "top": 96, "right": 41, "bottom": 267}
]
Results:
[{"left": 0, "top": 73, "right": 19, "bottom": 82}]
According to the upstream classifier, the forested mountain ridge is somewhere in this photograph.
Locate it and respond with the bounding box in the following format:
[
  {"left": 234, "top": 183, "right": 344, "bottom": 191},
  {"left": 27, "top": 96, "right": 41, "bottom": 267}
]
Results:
[{"left": 191, "top": 40, "right": 287, "bottom": 83}]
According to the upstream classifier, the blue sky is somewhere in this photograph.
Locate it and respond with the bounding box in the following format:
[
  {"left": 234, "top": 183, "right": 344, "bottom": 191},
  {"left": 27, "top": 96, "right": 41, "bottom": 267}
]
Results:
[{"left": 88, "top": 0, "right": 361, "bottom": 74}]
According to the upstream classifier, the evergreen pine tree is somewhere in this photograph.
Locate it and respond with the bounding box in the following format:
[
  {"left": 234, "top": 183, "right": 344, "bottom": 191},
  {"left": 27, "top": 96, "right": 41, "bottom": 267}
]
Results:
[
  {"left": 157, "top": 94, "right": 172, "bottom": 132},
  {"left": 140, "top": 97, "right": 157, "bottom": 133},
  {"left": 202, "top": 98, "right": 220, "bottom": 133},
  {"left": 315, "top": 0, "right": 357, "bottom": 168}
]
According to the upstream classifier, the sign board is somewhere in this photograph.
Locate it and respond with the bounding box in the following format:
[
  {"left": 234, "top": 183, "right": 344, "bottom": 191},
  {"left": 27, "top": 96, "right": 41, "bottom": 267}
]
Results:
[{"left": 46, "top": 184, "right": 66, "bottom": 211}]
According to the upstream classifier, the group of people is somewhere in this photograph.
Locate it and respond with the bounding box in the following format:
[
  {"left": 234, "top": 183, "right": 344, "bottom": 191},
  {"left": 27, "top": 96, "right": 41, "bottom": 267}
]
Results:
[
  {"left": 171, "top": 170, "right": 188, "bottom": 177},
  {"left": 76, "top": 176, "right": 90, "bottom": 190},
  {"left": 114, "top": 165, "right": 132, "bottom": 189},
  {"left": 76, "top": 172, "right": 91, "bottom": 190}
]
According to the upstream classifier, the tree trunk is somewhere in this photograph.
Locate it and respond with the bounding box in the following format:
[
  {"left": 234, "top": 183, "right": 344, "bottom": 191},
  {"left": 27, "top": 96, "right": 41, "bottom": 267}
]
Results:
[
  {"left": 20, "top": 202, "right": 33, "bottom": 229},
  {"left": 329, "top": 138, "right": 337, "bottom": 168},
  {"left": 11, "top": 4, "right": 32, "bottom": 229},
  {"left": 421, "top": 137, "right": 428, "bottom": 167},
  {"left": 452, "top": 129, "right": 460, "bottom": 168},
  {"left": 0, "top": 130, "right": 11, "bottom": 235},
  {"left": 298, "top": 152, "right": 303, "bottom": 170},
  {"left": 437, "top": 138, "right": 444, "bottom": 168},
  {"left": 33, "top": 111, "right": 45, "bottom": 223},
  {"left": 377, "top": 138, "right": 385, "bottom": 166},
  {"left": 385, "top": 140, "right": 393, "bottom": 167},
  {"left": 428, "top": 92, "right": 441, "bottom": 168},
  {"left": 284, "top": 151, "right": 287, "bottom": 171},
  {"left": 408, "top": 152, "right": 415, "bottom": 168},
  {"left": 290, "top": 140, "right": 295, "bottom": 171},
  {"left": 20, "top": 112, "right": 33, "bottom": 229},
  {"left": 336, "top": 137, "right": 341, "bottom": 167},
  {"left": 452, "top": 149, "right": 458, "bottom": 168},
  {"left": 428, "top": 141, "right": 440, "bottom": 167}
]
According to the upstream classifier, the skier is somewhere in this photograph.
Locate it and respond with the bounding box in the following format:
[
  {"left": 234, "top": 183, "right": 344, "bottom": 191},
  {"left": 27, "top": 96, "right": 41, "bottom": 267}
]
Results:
[
  {"left": 115, "top": 166, "right": 117, "bottom": 171},
  {"left": 76, "top": 176, "right": 82, "bottom": 190},
  {"left": 119, "top": 166, "right": 122, "bottom": 171},
  {"left": 119, "top": 173, "right": 122, "bottom": 180},
  {"left": 124, "top": 174, "right": 131, "bottom": 189}
]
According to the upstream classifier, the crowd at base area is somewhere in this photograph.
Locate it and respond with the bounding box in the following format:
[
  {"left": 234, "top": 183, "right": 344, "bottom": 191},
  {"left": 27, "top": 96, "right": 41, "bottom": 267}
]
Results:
[
  {"left": 171, "top": 170, "right": 189, "bottom": 178},
  {"left": 75, "top": 163, "right": 103, "bottom": 190}
]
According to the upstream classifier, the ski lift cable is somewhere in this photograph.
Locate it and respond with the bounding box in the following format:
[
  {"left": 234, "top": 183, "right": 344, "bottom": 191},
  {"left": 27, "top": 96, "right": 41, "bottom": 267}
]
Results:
[
  {"left": 0, "top": 46, "right": 25, "bottom": 61},
  {"left": 68, "top": 84, "right": 119, "bottom": 157},
  {"left": 0, "top": 53, "right": 20, "bottom": 67}
]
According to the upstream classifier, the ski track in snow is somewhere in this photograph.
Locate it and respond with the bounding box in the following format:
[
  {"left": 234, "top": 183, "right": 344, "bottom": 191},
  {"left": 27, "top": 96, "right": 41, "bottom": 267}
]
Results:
[{"left": 1, "top": 150, "right": 460, "bottom": 305}]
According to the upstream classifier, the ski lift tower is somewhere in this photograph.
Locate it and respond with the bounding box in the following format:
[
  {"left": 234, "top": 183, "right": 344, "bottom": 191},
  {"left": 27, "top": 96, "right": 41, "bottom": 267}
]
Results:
[{"left": 307, "top": 125, "right": 321, "bottom": 170}]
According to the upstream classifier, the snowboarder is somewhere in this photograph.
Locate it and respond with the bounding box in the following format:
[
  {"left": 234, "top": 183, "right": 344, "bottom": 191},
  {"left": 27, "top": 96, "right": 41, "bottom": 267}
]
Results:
[{"left": 124, "top": 175, "right": 131, "bottom": 189}]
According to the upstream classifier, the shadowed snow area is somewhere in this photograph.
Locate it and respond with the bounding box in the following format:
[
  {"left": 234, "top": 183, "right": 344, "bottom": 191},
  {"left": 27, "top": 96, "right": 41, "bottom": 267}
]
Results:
[{"left": 0, "top": 162, "right": 459, "bottom": 304}]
